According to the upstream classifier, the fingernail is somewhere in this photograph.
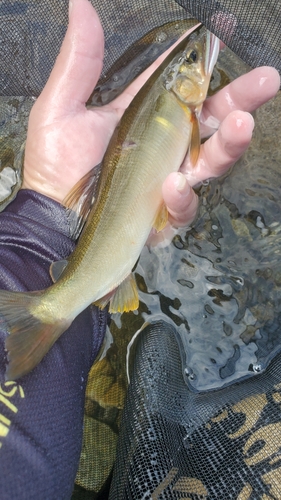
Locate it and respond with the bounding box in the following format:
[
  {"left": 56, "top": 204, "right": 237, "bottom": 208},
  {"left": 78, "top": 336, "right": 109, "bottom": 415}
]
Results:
[
  {"left": 175, "top": 172, "right": 189, "bottom": 193},
  {"left": 247, "top": 112, "right": 255, "bottom": 132}
]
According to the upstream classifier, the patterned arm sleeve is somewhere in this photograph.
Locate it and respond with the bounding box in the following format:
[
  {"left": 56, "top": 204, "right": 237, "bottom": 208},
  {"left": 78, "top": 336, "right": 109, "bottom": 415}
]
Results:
[{"left": 0, "top": 189, "right": 107, "bottom": 500}]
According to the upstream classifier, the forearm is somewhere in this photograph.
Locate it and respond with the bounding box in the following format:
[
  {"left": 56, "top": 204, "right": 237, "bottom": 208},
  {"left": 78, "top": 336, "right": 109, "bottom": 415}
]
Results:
[{"left": 0, "top": 189, "right": 107, "bottom": 499}]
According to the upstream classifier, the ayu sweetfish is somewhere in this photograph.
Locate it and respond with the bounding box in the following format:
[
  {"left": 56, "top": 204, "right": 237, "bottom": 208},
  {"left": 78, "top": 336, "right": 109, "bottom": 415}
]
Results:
[{"left": 0, "top": 24, "right": 219, "bottom": 380}]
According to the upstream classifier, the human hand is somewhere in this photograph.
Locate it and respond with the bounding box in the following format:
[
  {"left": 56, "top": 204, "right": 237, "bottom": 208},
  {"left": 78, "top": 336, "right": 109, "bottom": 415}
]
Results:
[
  {"left": 162, "top": 64, "right": 280, "bottom": 225},
  {"left": 22, "top": 0, "right": 280, "bottom": 227}
]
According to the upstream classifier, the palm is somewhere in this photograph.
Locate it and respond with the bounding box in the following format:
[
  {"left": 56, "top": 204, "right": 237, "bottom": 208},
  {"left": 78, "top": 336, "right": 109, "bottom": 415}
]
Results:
[{"left": 24, "top": 102, "right": 120, "bottom": 202}]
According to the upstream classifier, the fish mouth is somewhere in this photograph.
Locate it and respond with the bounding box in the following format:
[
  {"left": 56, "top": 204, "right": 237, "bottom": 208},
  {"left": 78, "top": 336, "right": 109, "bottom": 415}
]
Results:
[{"left": 204, "top": 30, "right": 220, "bottom": 76}]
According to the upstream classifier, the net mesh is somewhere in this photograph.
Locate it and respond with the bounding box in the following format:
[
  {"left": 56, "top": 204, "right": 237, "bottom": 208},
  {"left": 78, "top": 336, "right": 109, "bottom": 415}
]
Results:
[
  {"left": 0, "top": 0, "right": 280, "bottom": 97},
  {"left": 110, "top": 321, "right": 281, "bottom": 499},
  {"left": 175, "top": 0, "right": 281, "bottom": 77},
  {"left": 0, "top": 1, "right": 281, "bottom": 499}
]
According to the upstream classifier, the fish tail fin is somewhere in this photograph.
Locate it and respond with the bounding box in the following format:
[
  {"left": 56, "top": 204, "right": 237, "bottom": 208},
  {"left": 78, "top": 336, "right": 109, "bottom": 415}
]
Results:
[{"left": 0, "top": 289, "right": 70, "bottom": 381}]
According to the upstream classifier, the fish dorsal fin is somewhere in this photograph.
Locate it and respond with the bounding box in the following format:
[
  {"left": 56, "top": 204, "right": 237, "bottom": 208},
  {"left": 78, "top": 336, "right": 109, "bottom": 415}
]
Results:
[
  {"left": 50, "top": 259, "right": 68, "bottom": 282},
  {"left": 63, "top": 163, "right": 102, "bottom": 240},
  {"left": 94, "top": 273, "right": 139, "bottom": 314},
  {"left": 189, "top": 111, "right": 200, "bottom": 167},
  {"left": 153, "top": 202, "right": 169, "bottom": 232}
]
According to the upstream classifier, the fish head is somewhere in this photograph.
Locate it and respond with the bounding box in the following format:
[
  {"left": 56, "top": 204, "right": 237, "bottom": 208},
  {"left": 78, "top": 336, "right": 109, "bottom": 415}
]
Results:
[{"left": 164, "top": 26, "right": 220, "bottom": 109}]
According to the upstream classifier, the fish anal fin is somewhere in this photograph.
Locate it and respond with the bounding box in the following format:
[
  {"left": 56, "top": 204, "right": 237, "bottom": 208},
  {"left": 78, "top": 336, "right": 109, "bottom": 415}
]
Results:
[
  {"left": 94, "top": 290, "right": 115, "bottom": 310},
  {"left": 50, "top": 259, "right": 68, "bottom": 283},
  {"left": 189, "top": 111, "right": 200, "bottom": 167},
  {"left": 152, "top": 203, "right": 168, "bottom": 232},
  {"left": 109, "top": 273, "right": 139, "bottom": 313},
  {"left": 63, "top": 163, "right": 102, "bottom": 240}
]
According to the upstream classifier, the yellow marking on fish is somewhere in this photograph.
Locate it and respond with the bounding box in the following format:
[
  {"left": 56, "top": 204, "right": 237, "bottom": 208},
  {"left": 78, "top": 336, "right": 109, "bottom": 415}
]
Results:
[{"left": 154, "top": 116, "right": 173, "bottom": 128}]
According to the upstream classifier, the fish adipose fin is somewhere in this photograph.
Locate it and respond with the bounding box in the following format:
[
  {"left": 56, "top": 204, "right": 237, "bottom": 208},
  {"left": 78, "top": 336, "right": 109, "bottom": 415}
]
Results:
[
  {"left": 152, "top": 203, "right": 168, "bottom": 232},
  {"left": 63, "top": 162, "right": 102, "bottom": 240},
  {"left": 0, "top": 289, "right": 70, "bottom": 381},
  {"left": 94, "top": 273, "right": 139, "bottom": 313},
  {"left": 189, "top": 111, "right": 200, "bottom": 167}
]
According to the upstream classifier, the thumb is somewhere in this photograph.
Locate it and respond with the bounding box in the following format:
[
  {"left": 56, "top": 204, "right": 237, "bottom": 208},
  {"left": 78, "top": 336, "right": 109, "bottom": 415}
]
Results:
[
  {"left": 163, "top": 172, "right": 198, "bottom": 227},
  {"left": 37, "top": 0, "right": 104, "bottom": 119}
]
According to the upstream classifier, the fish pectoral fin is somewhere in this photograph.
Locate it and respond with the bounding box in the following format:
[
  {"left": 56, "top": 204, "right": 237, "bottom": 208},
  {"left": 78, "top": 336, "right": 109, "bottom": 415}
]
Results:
[
  {"left": 63, "top": 162, "right": 102, "bottom": 240},
  {"left": 152, "top": 203, "right": 169, "bottom": 232},
  {"left": 189, "top": 111, "right": 200, "bottom": 167},
  {"left": 102, "top": 273, "right": 139, "bottom": 314},
  {"left": 50, "top": 259, "right": 68, "bottom": 283}
]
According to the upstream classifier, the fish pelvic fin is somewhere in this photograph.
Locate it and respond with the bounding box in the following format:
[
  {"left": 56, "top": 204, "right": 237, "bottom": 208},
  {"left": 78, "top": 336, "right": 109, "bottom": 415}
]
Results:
[
  {"left": 0, "top": 289, "right": 71, "bottom": 381},
  {"left": 94, "top": 273, "right": 139, "bottom": 314},
  {"left": 153, "top": 203, "right": 169, "bottom": 232}
]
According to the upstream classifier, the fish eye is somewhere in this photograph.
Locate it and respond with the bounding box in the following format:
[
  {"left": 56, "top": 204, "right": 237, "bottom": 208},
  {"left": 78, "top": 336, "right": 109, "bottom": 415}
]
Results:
[{"left": 185, "top": 49, "right": 197, "bottom": 63}]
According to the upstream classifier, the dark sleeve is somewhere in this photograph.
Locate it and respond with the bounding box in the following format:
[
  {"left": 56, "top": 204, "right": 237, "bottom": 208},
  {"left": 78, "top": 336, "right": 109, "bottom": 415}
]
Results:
[{"left": 0, "top": 189, "right": 107, "bottom": 500}]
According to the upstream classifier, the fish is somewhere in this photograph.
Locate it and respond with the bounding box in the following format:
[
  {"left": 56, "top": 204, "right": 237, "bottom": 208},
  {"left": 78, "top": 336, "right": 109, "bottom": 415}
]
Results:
[{"left": 0, "top": 24, "right": 219, "bottom": 380}]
